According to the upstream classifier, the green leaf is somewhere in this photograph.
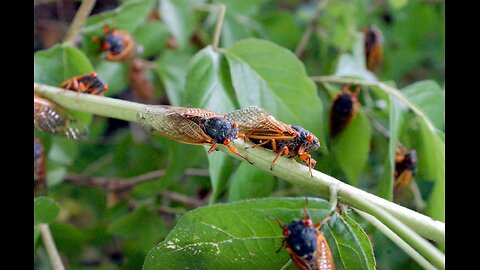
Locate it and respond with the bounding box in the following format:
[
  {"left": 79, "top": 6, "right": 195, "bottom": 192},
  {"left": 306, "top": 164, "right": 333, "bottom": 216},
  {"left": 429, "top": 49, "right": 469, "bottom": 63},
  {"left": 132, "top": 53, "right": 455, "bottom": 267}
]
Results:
[
  {"left": 378, "top": 97, "right": 404, "bottom": 199},
  {"left": 34, "top": 197, "right": 60, "bottom": 225},
  {"left": 34, "top": 44, "right": 93, "bottom": 85},
  {"left": 221, "top": 14, "right": 260, "bottom": 47},
  {"left": 143, "top": 197, "right": 332, "bottom": 270},
  {"left": 95, "top": 61, "right": 129, "bottom": 96},
  {"left": 259, "top": 11, "right": 302, "bottom": 50},
  {"left": 220, "top": 0, "right": 266, "bottom": 16},
  {"left": 108, "top": 206, "right": 168, "bottom": 251},
  {"left": 134, "top": 21, "right": 170, "bottom": 58},
  {"left": 343, "top": 214, "right": 376, "bottom": 269},
  {"left": 228, "top": 163, "right": 275, "bottom": 202},
  {"left": 331, "top": 111, "right": 372, "bottom": 185},
  {"left": 324, "top": 213, "right": 375, "bottom": 270},
  {"left": 389, "top": 0, "right": 408, "bottom": 9},
  {"left": 224, "top": 39, "right": 325, "bottom": 144},
  {"left": 184, "top": 46, "right": 236, "bottom": 113},
  {"left": 418, "top": 118, "right": 445, "bottom": 222},
  {"left": 155, "top": 50, "right": 194, "bottom": 106},
  {"left": 47, "top": 137, "right": 79, "bottom": 166},
  {"left": 401, "top": 80, "right": 445, "bottom": 131},
  {"left": 160, "top": 0, "right": 198, "bottom": 48}
]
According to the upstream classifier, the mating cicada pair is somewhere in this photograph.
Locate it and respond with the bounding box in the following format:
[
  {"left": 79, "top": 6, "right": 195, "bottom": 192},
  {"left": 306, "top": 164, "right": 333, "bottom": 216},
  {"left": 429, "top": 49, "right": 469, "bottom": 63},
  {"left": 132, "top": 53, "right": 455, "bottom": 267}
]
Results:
[{"left": 137, "top": 105, "right": 320, "bottom": 176}]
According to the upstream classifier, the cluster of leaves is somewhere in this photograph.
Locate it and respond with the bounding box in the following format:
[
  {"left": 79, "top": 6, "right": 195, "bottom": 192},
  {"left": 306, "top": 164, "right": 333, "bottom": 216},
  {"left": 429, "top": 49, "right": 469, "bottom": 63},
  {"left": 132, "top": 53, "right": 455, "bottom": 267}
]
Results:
[{"left": 34, "top": 0, "right": 444, "bottom": 269}]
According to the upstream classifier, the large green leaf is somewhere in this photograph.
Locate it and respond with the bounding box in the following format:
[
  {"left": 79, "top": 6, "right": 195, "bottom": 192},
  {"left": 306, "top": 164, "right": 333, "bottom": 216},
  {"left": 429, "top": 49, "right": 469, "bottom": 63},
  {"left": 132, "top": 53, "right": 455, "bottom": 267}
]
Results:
[
  {"left": 95, "top": 61, "right": 129, "bottom": 96},
  {"left": 34, "top": 44, "right": 93, "bottom": 85},
  {"left": 34, "top": 196, "right": 60, "bottom": 225},
  {"left": 324, "top": 213, "right": 376, "bottom": 270},
  {"left": 227, "top": 163, "right": 275, "bottom": 202},
  {"left": 377, "top": 97, "right": 404, "bottom": 199},
  {"left": 184, "top": 46, "right": 236, "bottom": 113},
  {"left": 207, "top": 152, "right": 236, "bottom": 203},
  {"left": 259, "top": 11, "right": 302, "bottom": 50},
  {"left": 331, "top": 111, "right": 372, "bottom": 185},
  {"left": 401, "top": 80, "right": 445, "bottom": 131},
  {"left": 143, "top": 197, "right": 332, "bottom": 270},
  {"left": 224, "top": 39, "right": 325, "bottom": 144}
]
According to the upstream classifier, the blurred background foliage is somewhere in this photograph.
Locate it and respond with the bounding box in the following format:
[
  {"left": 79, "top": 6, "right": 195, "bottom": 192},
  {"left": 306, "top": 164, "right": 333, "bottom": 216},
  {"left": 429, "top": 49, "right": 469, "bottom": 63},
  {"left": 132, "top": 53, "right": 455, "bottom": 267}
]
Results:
[{"left": 34, "top": 0, "right": 444, "bottom": 269}]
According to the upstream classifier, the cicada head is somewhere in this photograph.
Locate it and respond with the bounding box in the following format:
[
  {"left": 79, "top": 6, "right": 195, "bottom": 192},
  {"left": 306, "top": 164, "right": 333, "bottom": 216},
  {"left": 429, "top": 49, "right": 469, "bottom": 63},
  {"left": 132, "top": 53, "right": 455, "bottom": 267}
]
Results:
[
  {"left": 201, "top": 117, "right": 239, "bottom": 145},
  {"left": 291, "top": 125, "right": 320, "bottom": 153}
]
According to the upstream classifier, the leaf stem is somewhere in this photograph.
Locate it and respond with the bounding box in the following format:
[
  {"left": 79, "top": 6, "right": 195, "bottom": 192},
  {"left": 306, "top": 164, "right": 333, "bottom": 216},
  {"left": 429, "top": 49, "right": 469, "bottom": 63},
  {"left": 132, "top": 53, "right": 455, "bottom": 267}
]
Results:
[
  {"left": 311, "top": 75, "right": 437, "bottom": 131},
  {"left": 33, "top": 83, "right": 445, "bottom": 245},
  {"left": 63, "top": 0, "right": 96, "bottom": 45},
  {"left": 212, "top": 4, "right": 226, "bottom": 52},
  {"left": 354, "top": 209, "right": 437, "bottom": 270},
  {"left": 39, "top": 224, "right": 65, "bottom": 270}
]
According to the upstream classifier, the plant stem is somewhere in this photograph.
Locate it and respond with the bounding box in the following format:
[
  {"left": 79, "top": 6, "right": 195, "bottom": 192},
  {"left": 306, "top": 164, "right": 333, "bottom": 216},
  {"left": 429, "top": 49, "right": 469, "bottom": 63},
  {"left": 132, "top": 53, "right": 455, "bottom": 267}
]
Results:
[
  {"left": 354, "top": 209, "right": 437, "bottom": 270},
  {"left": 348, "top": 200, "right": 444, "bottom": 269},
  {"left": 63, "top": 0, "right": 96, "bottom": 45},
  {"left": 39, "top": 224, "right": 65, "bottom": 270},
  {"left": 295, "top": 0, "right": 329, "bottom": 58},
  {"left": 212, "top": 4, "right": 226, "bottom": 52},
  {"left": 33, "top": 83, "right": 445, "bottom": 245},
  {"left": 311, "top": 75, "right": 437, "bottom": 131}
]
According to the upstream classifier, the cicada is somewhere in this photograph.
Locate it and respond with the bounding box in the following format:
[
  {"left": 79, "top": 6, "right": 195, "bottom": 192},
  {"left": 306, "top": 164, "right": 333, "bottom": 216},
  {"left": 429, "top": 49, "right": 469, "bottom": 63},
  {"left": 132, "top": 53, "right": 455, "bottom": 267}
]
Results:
[
  {"left": 137, "top": 105, "right": 251, "bottom": 162},
  {"left": 99, "top": 25, "right": 137, "bottom": 62},
  {"left": 276, "top": 206, "right": 336, "bottom": 270},
  {"left": 227, "top": 106, "right": 319, "bottom": 177},
  {"left": 128, "top": 58, "right": 155, "bottom": 102},
  {"left": 329, "top": 84, "right": 360, "bottom": 137},
  {"left": 59, "top": 72, "right": 108, "bottom": 96},
  {"left": 34, "top": 94, "right": 88, "bottom": 140},
  {"left": 363, "top": 25, "right": 384, "bottom": 71},
  {"left": 394, "top": 145, "right": 417, "bottom": 196}
]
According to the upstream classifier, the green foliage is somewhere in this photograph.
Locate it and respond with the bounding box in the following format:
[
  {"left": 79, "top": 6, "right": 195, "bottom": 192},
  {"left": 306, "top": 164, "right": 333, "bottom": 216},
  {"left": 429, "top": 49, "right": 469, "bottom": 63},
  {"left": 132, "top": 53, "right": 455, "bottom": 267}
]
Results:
[{"left": 34, "top": 0, "right": 444, "bottom": 269}]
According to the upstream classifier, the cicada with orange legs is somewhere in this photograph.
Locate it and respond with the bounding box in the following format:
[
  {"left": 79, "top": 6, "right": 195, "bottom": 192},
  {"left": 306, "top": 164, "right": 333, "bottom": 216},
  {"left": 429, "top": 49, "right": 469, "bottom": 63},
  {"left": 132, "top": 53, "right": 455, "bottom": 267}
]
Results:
[
  {"left": 34, "top": 94, "right": 88, "bottom": 140},
  {"left": 394, "top": 145, "right": 417, "bottom": 196},
  {"left": 34, "top": 137, "right": 47, "bottom": 195},
  {"left": 98, "top": 25, "right": 137, "bottom": 62},
  {"left": 362, "top": 25, "right": 384, "bottom": 71},
  {"left": 276, "top": 206, "right": 336, "bottom": 270},
  {"left": 329, "top": 84, "right": 360, "bottom": 137},
  {"left": 137, "top": 105, "right": 252, "bottom": 163},
  {"left": 59, "top": 72, "right": 108, "bottom": 96},
  {"left": 227, "top": 106, "right": 319, "bottom": 177}
]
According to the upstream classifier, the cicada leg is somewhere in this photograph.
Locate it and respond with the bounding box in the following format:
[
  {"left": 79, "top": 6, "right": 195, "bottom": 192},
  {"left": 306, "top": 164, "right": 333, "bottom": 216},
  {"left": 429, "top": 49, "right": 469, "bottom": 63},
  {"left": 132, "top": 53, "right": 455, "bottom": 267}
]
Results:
[{"left": 270, "top": 146, "right": 289, "bottom": 171}]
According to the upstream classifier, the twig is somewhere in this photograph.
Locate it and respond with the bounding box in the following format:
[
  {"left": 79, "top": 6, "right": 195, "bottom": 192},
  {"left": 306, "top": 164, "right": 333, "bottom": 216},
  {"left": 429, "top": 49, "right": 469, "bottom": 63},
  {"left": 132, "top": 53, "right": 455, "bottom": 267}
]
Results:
[
  {"left": 63, "top": 0, "right": 96, "bottom": 44},
  {"left": 295, "top": 0, "right": 329, "bottom": 58},
  {"left": 65, "top": 168, "right": 209, "bottom": 193},
  {"left": 33, "top": 83, "right": 445, "bottom": 245},
  {"left": 39, "top": 224, "right": 65, "bottom": 270},
  {"left": 354, "top": 209, "right": 437, "bottom": 270},
  {"left": 212, "top": 4, "right": 226, "bottom": 51},
  {"left": 160, "top": 191, "right": 207, "bottom": 208}
]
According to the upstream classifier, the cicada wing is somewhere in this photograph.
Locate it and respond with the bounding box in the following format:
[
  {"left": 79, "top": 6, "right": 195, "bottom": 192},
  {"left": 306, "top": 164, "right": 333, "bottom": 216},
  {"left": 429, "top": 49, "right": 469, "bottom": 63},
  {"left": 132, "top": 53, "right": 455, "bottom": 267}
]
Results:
[
  {"left": 34, "top": 95, "right": 88, "bottom": 140},
  {"left": 167, "top": 106, "right": 224, "bottom": 119},
  {"left": 316, "top": 232, "right": 336, "bottom": 270},
  {"left": 137, "top": 105, "right": 212, "bottom": 144},
  {"left": 226, "top": 106, "right": 296, "bottom": 139},
  {"left": 286, "top": 246, "right": 312, "bottom": 270}
]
